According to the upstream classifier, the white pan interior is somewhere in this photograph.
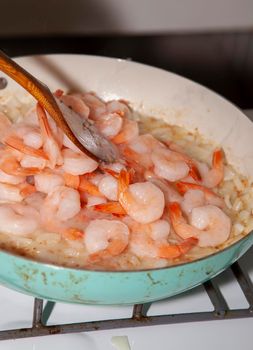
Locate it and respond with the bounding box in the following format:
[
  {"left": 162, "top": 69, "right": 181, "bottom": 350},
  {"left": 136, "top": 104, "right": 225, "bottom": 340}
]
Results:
[{"left": 2, "top": 54, "right": 253, "bottom": 178}]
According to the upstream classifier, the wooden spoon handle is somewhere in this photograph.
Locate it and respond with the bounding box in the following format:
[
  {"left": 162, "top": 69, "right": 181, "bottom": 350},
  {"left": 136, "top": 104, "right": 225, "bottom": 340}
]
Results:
[{"left": 0, "top": 50, "right": 96, "bottom": 160}]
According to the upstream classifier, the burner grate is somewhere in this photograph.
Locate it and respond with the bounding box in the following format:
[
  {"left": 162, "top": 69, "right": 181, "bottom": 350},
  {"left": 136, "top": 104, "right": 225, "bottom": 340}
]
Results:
[{"left": 0, "top": 261, "right": 252, "bottom": 341}]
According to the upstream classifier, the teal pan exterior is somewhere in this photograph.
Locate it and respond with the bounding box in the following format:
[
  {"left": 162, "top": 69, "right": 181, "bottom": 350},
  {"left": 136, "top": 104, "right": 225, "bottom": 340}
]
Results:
[{"left": 0, "top": 232, "right": 252, "bottom": 305}]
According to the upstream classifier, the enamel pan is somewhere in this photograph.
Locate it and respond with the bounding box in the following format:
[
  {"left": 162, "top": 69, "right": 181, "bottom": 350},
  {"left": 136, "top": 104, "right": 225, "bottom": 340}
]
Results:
[{"left": 0, "top": 54, "right": 252, "bottom": 304}]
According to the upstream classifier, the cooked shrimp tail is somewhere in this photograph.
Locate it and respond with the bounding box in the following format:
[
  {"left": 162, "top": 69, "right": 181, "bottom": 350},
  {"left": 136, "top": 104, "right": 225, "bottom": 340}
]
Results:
[
  {"left": 94, "top": 202, "right": 126, "bottom": 216},
  {"left": 0, "top": 156, "right": 41, "bottom": 176},
  {"left": 118, "top": 169, "right": 131, "bottom": 197},
  {"left": 79, "top": 176, "right": 101, "bottom": 196},
  {"left": 201, "top": 148, "right": 224, "bottom": 188},
  {"left": 36, "top": 103, "right": 63, "bottom": 168},
  {"left": 3, "top": 135, "right": 47, "bottom": 159},
  {"left": 159, "top": 237, "right": 198, "bottom": 259},
  {"left": 63, "top": 173, "right": 80, "bottom": 189},
  {"left": 188, "top": 163, "right": 201, "bottom": 181}
]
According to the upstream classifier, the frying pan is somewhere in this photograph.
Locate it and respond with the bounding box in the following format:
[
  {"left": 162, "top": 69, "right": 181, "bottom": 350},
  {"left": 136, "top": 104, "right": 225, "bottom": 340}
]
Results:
[{"left": 0, "top": 54, "right": 252, "bottom": 305}]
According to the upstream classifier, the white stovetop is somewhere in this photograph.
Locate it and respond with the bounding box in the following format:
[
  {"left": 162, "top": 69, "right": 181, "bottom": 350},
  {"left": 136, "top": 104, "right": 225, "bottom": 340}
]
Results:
[{"left": 1, "top": 110, "right": 253, "bottom": 350}]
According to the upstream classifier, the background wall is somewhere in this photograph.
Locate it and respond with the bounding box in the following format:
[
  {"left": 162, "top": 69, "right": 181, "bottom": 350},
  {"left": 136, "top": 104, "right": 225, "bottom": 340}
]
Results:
[
  {"left": 0, "top": 0, "right": 253, "bottom": 37},
  {"left": 1, "top": 0, "right": 253, "bottom": 109}
]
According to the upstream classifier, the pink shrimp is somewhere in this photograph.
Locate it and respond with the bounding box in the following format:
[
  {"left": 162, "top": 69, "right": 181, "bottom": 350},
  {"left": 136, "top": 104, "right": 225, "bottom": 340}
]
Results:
[
  {"left": 169, "top": 202, "right": 231, "bottom": 247},
  {"left": 129, "top": 219, "right": 197, "bottom": 259},
  {"left": 176, "top": 181, "right": 225, "bottom": 208},
  {"left": 200, "top": 149, "right": 224, "bottom": 188},
  {"left": 36, "top": 104, "right": 63, "bottom": 168},
  {"left": 59, "top": 94, "right": 90, "bottom": 119},
  {"left": 118, "top": 170, "right": 165, "bottom": 224},
  {"left": 84, "top": 219, "right": 129, "bottom": 260},
  {"left": 112, "top": 119, "right": 139, "bottom": 144}
]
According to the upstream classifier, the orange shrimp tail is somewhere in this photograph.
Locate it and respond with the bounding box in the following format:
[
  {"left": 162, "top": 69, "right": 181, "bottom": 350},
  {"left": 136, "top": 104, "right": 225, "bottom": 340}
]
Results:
[
  {"left": 64, "top": 227, "right": 84, "bottom": 240},
  {"left": 213, "top": 149, "right": 223, "bottom": 170},
  {"left": 168, "top": 202, "right": 183, "bottom": 221},
  {"left": 158, "top": 237, "right": 198, "bottom": 259},
  {"left": 94, "top": 202, "right": 126, "bottom": 216},
  {"left": 89, "top": 238, "right": 127, "bottom": 261},
  {"left": 79, "top": 176, "right": 101, "bottom": 196},
  {"left": 176, "top": 181, "right": 219, "bottom": 198},
  {"left": 0, "top": 157, "right": 41, "bottom": 176},
  {"left": 36, "top": 103, "right": 52, "bottom": 138},
  {"left": 176, "top": 181, "right": 191, "bottom": 194},
  {"left": 63, "top": 173, "right": 80, "bottom": 189},
  {"left": 188, "top": 163, "right": 201, "bottom": 181},
  {"left": 118, "top": 169, "right": 130, "bottom": 196},
  {"left": 158, "top": 244, "right": 182, "bottom": 259},
  {"left": 4, "top": 135, "right": 47, "bottom": 159}
]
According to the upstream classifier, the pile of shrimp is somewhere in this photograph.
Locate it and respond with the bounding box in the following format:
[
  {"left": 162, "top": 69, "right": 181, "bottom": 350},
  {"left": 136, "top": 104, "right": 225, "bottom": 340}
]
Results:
[{"left": 0, "top": 89, "right": 250, "bottom": 270}]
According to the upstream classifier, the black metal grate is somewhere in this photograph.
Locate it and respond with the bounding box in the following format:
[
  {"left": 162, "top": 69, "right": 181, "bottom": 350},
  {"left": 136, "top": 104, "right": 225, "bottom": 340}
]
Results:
[{"left": 0, "top": 261, "right": 252, "bottom": 341}]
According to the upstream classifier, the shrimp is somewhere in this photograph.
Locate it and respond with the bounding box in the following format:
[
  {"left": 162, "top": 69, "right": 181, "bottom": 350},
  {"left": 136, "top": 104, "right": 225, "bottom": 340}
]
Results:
[
  {"left": 167, "top": 143, "right": 201, "bottom": 181},
  {"left": 176, "top": 182, "right": 225, "bottom": 208},
  {"left": 0, "top": 182, "right": 23, "bottom": 202},
  {"left": 36, "top": 104, "right": 63, "bottom": 168},
  {"left": 106, "top": 100, "right": 131, "bottom": 118},
  {"left": 98, "top": 174, "right": 118, "bottom": 201},
  {"left": 40, "top": 186, "right": 81, "bottom": 232},
  {"left": 118, "top": 170, "right": 165, "bottom": 224},
  {"left": 62, "top": 148, "right": 98, "bottom": 176},
  {"left": 85, "top": 194, "right": 107, "bottom": 207},
  {"left": 34, "top": 172, "right": 64, "bottom": 194},
  {"left": 20, "top": 155, "right": 47, "bottom": 170},
  {"left": 0, "top": 153, "right": 41, "bottom": 176},
  {"left": 144, "top": 171, "right": 182, "bottom": 204},
  {"left": 0, "top": 203, "right": 39, "bottom": 236},
  {"left": 129, "top": 219, "right": 197, "bottom": 259},
  {"left": 62, "top": 133, "right": 82, "bottom": 153},
  {"left": 79, "top": 93, "right": 106, "bottom": 120},
  {"left": 151, "top": 148, "right": 190, "bottom": 182},
  {"left": 200, "top": 149, "right": 224, "bottom": 188},
  {"left": 59, "top": 94, "right": 90, "bottom": 119},
  {"left": 84, "top": 219, "right": 129, "bottom": 259},
  {"left": 112, "top": 119, "right": 139, "bottom": 144},
  {"left": 3, "top": 134, "right": 46, "bottom": 159},
  {"left": 181, "top": 189, "right": 205, "bottom": 215},
  {"left": 125, "top": 134, "right": 164, "bottom": 168},
  {"left": 79, "top": 176, "right": 101, "bottom": 196},
  {"left": 95, "top": 113, "right": 123, "bottom": 139},
  {"left": 63, "top": 173, "right": 80, "bottom": 190},
  {"left": 101, "top": 162, "right": 126, "bottom": 175},
  {"left": 0, "top": 168, "right": 25, "bottom": 185},
  {"left": 6, "top": 123, "right": 43, "bottom": 149},
  {"left": 169, "top": 202, "right": 231, "bottom": 247},
  {"left": 94, "top": 201, "right": 126, "bottom": 216}
]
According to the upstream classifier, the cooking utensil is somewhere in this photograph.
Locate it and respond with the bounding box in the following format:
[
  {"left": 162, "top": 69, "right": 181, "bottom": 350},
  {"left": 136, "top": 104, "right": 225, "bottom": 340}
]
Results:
[
  {"left": 0, "top": 54, "right": 252, "bottom": 305},
  {"left": 0, "top": 50, "right": 119, "bottom": 163}
]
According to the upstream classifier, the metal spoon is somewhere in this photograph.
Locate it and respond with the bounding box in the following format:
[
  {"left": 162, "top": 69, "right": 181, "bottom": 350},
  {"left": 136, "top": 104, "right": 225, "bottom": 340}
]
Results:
[{"left": 0, "top": 50, "right": 119, "bottom": 163}]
